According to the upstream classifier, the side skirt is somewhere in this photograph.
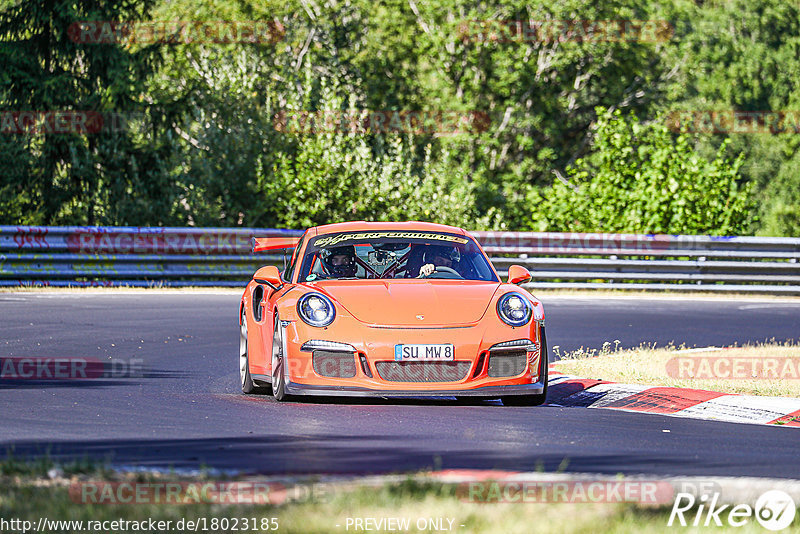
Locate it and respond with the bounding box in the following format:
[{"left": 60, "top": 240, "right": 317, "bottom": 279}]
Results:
[{"left": 251, "top": 373, "right": 272, "bottom": 385}]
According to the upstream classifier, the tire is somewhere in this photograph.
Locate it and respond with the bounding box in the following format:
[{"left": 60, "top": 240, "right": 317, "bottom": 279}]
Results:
[
  {"left": 240, "top": 310, "right": 269, "bottom": 395},
  {"left": 271, "top": 313, "right": 289, "bottom": 401},
  {"left": 502, "top": 327, "right": 549, "bottom": 407}
]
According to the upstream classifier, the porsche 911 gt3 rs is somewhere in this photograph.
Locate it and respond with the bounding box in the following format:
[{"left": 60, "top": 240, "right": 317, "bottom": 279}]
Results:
[{"left": 238, "top": 221, "right": 547, "bottom": 406}]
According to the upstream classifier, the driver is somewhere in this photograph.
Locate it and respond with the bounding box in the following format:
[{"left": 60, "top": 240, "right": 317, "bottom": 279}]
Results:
[
  {"left": 322, "top": 245, "right": 358, "bottom": 278},
  {"left": 418, "top": 245, "right": 461, "bottom": 277}
]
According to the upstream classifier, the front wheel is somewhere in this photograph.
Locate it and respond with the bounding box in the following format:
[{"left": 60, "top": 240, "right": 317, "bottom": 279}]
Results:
[
  {"left": 502, "top": 327, "right": 548, "bottom": 407},
  {"left": 271, "top": 313, "right": 289, "bottom": 401}
]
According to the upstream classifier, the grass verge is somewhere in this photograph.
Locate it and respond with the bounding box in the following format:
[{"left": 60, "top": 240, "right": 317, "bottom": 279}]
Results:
[
  {"left": 3, "top": 466, "right": 796, "bottom": 534},
  {"left": 553, "top": 342, "right": 800, "bottom": 397}
]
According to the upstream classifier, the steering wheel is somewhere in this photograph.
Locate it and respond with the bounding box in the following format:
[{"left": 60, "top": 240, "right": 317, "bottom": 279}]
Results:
[{"left": 419, "top": 266, "right": 463, "bottom": 279}]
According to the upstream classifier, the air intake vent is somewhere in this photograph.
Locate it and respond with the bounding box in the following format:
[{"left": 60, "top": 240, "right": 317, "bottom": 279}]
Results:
[
  {"left": 487, "top": 350, "right": 527, "bottom": 377},
  {"left": 374, "top": 361, "right": 471, "bottom": 383},
  {"left": 359, "top": 354, "right": 373, "bottom": 378},
  {"left": 312, "top": 351, "right": 357, "bottom": 378},
  {"left": 472, "top": 353, "right": 486, "bottom": 379}
]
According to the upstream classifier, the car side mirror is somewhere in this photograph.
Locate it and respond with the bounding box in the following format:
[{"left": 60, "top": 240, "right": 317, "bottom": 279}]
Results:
[
  {"left": 254, "top": 265, "right": 283, "bottom": 290},
  {"left": 507, "top": 265, "right": 532, "bottom": 285}
]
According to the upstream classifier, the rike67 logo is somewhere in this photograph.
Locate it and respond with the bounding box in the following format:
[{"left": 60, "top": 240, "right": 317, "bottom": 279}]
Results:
[{"left": 669, "top": 490, "right": 796, "bottom": 531}]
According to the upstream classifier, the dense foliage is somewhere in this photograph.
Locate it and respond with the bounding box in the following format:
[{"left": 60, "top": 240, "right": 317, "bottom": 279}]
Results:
[
  {"left": 1, "top": 0, "right": 798, "bottom": 235},
  {"left": 534, "top": 108, "right": 754, "bottom": 234}
]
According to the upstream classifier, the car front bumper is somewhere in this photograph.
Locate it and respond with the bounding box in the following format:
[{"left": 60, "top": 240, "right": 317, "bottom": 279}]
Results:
[
  {"left": 284, "top": 379, "right": 545, "bottom": 398},
  {"left": 279, "top": 313, "right": 545, "bottom": 397}
]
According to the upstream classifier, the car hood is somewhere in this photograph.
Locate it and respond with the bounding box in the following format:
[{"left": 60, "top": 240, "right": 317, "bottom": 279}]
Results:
[{"left": 311, "top": 280, "right": 500, "bottom": 326}]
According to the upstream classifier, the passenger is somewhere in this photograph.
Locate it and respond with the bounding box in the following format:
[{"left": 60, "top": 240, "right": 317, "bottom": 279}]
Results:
[{"left": 323, "top": 246, "right": 358, "bottom": 278}]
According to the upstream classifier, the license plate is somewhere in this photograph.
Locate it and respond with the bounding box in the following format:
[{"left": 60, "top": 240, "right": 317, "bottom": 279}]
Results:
[{"left": 394, "top": 344, "right": 455, "bottom": 361}]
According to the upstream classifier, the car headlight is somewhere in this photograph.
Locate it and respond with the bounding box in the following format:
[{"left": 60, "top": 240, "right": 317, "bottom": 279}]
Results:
[
  {"left": 297, "top": 292, "right": 336, "bottom": 327},
  {"left": 497, "top": 292, "right": 532, "bottom": 327}
]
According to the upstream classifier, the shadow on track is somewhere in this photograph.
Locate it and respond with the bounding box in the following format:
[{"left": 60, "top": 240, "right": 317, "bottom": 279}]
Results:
[{"left": 1, "top": 432, "right": 697, "bottom": 477}]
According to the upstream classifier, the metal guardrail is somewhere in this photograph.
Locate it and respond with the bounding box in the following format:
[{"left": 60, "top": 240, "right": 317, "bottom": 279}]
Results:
[
  {"left": 0, "top": 226, "right": 298, "bottom": 287},
  {"left": 1, "top": 226, "right": 799, "bottom": 294},
  {"left": 472, "top": 231, "right": 800, "bottom": 259}
]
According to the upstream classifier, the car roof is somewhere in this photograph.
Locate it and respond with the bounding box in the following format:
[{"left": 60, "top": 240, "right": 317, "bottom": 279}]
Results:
[{"left": 309, "top": 221, "right": 469, "bottom": 237}]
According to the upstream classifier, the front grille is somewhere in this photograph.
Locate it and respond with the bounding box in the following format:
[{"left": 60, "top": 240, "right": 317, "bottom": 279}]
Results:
[
  {"left": 312, "top": 351, "right": 357, "bottom": 378},
  {"left": 374, "top": 361, "right": 471, "bottom": 383},
  {"left": 487, "top": 350, "right": 528, "bottom": 377}
]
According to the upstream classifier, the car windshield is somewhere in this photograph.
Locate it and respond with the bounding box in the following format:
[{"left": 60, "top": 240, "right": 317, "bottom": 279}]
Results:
[{"left": 297, "top": 231, "right": 498, "bottom": 282}]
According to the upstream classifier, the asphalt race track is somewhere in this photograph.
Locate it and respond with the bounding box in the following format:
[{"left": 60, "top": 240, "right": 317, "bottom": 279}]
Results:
[{"left": 1, "top": 292, "right": 799, "bottom": 478}]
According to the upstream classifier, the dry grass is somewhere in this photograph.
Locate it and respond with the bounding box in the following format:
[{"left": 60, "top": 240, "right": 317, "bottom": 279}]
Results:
[
  {"left": 2, "top": 458, "right": 799, "bottom": 533},
  {"left": 553, "top": 342, "right": 800, "bottom": 397},
  {"left": 276, "top": 484, "right": 629, "bottom": 534},
  {"left": 4, "top": 473, "right": 794, "bottom": 534}
]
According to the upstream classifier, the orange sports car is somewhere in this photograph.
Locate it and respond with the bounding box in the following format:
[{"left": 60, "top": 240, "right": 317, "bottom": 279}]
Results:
[{"left": 238, "top": 221, "right": 547, "bottom": 405}]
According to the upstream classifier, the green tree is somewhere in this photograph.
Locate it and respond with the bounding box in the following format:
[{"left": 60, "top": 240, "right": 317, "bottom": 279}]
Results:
[
  {"left": 657, "top": 0, "right": 800, "bottom": 235},
  {"left": 534, "top": 108, "right": 754, "bottom": 235},
  {"left": 5, "top": 0, "right": 796, "bottom": 234},
  {"left": 361, "top": 0, "right": 680, "bottom": 227},
  {"left": 0, "top": 0, "right": 177, "bottom": 225},
  {"left": 150, "top": 0, "right": 476, "bottom": 228}
]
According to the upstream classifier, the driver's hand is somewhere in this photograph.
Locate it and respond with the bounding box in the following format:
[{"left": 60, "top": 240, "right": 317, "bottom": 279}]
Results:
[{"left": 418, "top": 263, "right": 435, "bottom": 277}]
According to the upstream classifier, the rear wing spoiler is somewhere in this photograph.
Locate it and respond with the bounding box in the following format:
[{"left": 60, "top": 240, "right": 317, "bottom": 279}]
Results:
[{"left": 251, "top": 236, "right": 301, "bottom": 253}]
